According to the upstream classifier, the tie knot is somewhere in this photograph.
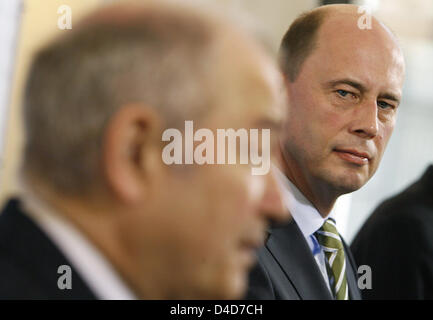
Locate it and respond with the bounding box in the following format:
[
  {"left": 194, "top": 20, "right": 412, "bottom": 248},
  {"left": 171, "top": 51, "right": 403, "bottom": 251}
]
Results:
[
  {"left": 315, "top": 218, "right": 344, "bottom": 251},
  {"left": 320, "top": 218, "right": 339, "bottom": 235}
]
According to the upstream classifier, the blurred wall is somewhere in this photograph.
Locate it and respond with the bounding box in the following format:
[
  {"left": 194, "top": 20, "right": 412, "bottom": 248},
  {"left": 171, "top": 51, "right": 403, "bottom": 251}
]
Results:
[
  {"left": 0, "top": 0, "right": 103, "bottom": 206},
  {"left": 216, "top": 0, "right": 318, "bottom": 52},
  {"left": 0, "top": 1, "right": 21, "bottom": 174}
]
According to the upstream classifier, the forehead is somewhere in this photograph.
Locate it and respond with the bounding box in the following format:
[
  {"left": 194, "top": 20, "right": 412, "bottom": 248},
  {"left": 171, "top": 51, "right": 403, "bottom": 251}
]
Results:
[{"left": 302, "top": 15, "right": 405, "bottom": 93}]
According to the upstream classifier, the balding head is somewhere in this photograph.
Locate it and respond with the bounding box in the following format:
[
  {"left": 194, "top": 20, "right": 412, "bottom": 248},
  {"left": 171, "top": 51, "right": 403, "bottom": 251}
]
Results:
[
  {"left": 23, "top": 1, "right": 276, "bottom": 195},
  {"left": 279, "top": 4, "right": 404, "bottom": 82}
]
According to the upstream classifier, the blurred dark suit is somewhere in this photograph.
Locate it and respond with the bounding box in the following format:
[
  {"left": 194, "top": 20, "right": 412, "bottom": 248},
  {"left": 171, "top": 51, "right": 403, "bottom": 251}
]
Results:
[
  {"left": 351, "top": 165, "right": 433, "bottom": 299},
  {"left": 0, "top": 199, "right": 96, "bottom": 299}
]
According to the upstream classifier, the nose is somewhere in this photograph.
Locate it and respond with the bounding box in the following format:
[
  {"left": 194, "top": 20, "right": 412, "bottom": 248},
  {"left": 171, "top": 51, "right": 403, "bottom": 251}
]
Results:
[
  {"left": 258, "top": 169, "right": 290, "bottom": 224},
  {"left": 349, "top": 100, "right": 379, "bottom": 139}
]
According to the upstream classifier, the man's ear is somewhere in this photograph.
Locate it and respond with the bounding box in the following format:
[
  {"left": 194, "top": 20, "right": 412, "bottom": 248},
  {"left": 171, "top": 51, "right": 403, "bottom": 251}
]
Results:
[{"left": 101, "top": 104, "right": 162, "bottom": 204}]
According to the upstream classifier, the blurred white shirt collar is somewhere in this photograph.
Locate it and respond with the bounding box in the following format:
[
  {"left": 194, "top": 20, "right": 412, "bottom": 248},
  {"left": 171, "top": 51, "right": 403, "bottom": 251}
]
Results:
[{"left": 20, "top": 185, "right": 137, "bottom": 300}]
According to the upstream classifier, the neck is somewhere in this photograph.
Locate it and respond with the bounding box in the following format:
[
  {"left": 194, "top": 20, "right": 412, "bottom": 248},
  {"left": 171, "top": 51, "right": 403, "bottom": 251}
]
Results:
[
  {"left": 27, "top": 180, "right": 186, "bottom": 299},
  {"left": 25, "top": 179, "right": 148, "bottom": 297},
  {"left": 277, "top": 148, "right": 338, "bottom": 217}
]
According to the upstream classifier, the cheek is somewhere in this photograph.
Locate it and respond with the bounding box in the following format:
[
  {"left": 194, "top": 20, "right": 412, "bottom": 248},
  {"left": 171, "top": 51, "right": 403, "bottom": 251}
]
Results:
[
  {"left": 159, "top": 166, "right": 260, "bottom": 261},
  {"left": 376, "top": 123, "right": 395, "bottom": 154},
  {"left": 290, "top": 93, "right": 342, "bottom": 144},
  {"left": 200, "top": 168, "right": 261, "bottom": 255},
  {"left": 369, "top": 124, "right": 394, "bottom": 176},
  {"left": 322, "top": 107, "right": 343, "bottom": 132},
  {"left": 184, "top": 168, "right": 252, "bottom": 239},
  {"left": 209, "top": 168, "right": 255, "bottom": 225},
  {"left": 316, "top": 93, "right": 348, "bottom": 136}
]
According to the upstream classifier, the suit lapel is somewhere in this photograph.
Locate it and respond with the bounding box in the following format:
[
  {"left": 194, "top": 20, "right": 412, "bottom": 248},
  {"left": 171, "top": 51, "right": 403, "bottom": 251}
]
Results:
[{"left": 266, "top": 219, "right": 333, "bottom": 300}]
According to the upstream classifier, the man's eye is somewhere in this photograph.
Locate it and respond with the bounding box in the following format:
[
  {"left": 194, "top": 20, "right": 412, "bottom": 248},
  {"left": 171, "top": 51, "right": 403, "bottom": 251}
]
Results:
[
  {"left": 378, "top": 101, "right": 394, "bottom": 110},
  {"left": 336, "top": 89, "right": 350, "bottom": 97}
]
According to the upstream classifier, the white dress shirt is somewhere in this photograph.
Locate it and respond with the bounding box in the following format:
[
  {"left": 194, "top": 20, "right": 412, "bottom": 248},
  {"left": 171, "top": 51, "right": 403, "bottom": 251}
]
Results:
[
  {"left": 273, "top": 166, "right": 337, "bottom": 293},
  {"left": 20, "top": 187, "right": 137, "bottom": 300}
]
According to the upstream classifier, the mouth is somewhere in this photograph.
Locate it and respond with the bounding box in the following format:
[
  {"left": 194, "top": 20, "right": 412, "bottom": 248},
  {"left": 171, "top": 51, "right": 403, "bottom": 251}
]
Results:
[{"left": 333, "top": 148, "right": 371, "bottom": 166}]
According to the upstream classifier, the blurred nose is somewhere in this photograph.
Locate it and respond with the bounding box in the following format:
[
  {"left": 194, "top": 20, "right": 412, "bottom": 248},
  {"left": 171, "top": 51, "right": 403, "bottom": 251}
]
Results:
[
  {"left": 349, "top": 100, "right": 379, "bottom": 139},
  {"left": 259, "top": 169, "right": 290, "bottom": 223}
]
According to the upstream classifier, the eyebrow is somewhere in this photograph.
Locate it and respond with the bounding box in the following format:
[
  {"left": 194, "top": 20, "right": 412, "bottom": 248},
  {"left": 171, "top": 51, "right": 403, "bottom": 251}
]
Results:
[
  {"left": 326, "top": 78, "right": 401, "bottom": 104},
  {"left": 326, "top": 78, "right": 367, "bottom": 93},
  {"left": 378, "top": 92, "right": 401, "bottom": 104}
]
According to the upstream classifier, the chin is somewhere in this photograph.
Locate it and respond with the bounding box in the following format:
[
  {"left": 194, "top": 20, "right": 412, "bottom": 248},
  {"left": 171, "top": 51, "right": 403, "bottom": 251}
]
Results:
[
  {"left": 320, "top": 167, "right": 368, "bottom": 194},
  {"left": 191, "top": 267, "right": 247, "bottom": 300},
  {"left": 214, "top": 270, "right": 247, "bottom": 300},
  {"left": 334, "top": 171, "right": 368, "bottom": 193}
]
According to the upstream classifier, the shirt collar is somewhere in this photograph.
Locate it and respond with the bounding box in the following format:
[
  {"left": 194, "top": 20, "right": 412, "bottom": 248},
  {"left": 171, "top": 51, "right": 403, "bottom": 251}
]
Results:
[
  {"left": 273, "top": 165, "right": 336, "bottom": 238},
  {"left": 20, "top": 184, "right": 137, "bottom": 300}
]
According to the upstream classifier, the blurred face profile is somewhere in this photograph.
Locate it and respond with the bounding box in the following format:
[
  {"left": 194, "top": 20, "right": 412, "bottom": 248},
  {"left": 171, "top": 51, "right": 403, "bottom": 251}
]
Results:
[
  {"left": 123, "top": 37, "right": 288, "bottom": 299},
  {"left": 281, "top": 15, "right": 405, "bottom": 195},
  {"left": 17, "top": 1, "right": 287, "bottom": 300}
]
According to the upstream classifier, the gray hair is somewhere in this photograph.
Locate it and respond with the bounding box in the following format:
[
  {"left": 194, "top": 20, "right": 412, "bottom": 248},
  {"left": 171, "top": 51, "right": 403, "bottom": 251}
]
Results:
[{"left": 22, "top": 3, "right": 224, "bottom": 196}]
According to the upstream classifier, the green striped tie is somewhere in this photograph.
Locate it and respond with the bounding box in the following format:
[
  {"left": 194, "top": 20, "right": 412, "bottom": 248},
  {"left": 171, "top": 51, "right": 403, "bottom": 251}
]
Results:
[{"left": 316, "top": 218, "right": 349, "bottom": 300}]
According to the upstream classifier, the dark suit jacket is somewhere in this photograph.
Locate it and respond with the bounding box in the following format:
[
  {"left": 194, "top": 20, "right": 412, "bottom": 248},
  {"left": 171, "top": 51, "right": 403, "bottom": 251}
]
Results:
[
  {"left": 246, "top": 219, "right": 362, "bottom": 300},
  {"left": 0, "top": 198, "right": 97, "bottom": 299},
  {"left": 351, "top": 165, "right": 433, "bottom": 300}
]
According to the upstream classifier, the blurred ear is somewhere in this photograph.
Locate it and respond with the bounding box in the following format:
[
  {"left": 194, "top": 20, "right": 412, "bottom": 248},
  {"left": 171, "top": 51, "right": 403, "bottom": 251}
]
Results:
[{"left": 101, "top": 104, "right": 162, "bottom": 204}]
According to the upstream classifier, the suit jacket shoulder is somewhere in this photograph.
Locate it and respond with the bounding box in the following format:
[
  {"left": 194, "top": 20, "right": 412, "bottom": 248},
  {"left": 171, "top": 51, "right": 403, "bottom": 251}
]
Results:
[
  {"left": 351, "top": 165, "right": 433, "bottom": 299},
  {"left": 0, "top": 199, "right": 96, "bottom": 299}
]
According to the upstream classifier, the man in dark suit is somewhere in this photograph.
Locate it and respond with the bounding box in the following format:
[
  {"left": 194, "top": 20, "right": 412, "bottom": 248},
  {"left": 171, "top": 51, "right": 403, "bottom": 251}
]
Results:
[
  {"left": 0, "top": 2, "right": 288, "bottom": 299},
  {"left": 0, "top": 199, "right": 97, "bottom": 299},
  {"left": 246, "top": 4, "right": 405, "bottom": 300},
  {"left": 351, "top": 165, "right": 433, "bottom": 299}
]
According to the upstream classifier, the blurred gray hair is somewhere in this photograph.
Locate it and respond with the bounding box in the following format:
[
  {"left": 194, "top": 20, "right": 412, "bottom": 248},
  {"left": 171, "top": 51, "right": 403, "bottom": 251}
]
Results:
[{"left": 22, "top": 3, "right": 228, "bottom": 196}]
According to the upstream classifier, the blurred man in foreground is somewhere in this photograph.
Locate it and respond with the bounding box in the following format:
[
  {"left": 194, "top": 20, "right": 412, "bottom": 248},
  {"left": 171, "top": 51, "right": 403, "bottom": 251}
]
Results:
[
  {"left": 0, "top": 1, "right": 288, "bottom": 299},
  {"left": 247, "top": 4, "right": 405, "bottom": 300}
]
